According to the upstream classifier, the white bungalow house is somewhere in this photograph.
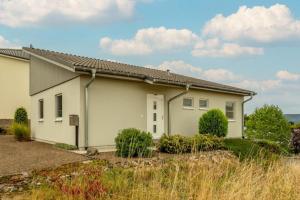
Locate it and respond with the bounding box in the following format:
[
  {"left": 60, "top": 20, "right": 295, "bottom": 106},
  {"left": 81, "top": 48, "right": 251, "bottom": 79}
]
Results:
[{"left": 23, "top": 47, "right": 255, "bottom": 150}]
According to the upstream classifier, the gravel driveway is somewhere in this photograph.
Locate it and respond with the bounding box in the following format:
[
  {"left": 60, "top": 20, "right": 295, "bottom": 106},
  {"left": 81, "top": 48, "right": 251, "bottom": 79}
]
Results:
[{"left": 0, "top": 135, "right": 87, "bottom": 176}]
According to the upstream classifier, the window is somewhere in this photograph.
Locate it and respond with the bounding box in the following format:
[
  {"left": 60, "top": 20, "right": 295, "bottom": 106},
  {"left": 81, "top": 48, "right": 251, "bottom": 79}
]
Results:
[
  {"left": 183, "top": 98, "right": 193, "bottom": 108},
  {"left": 153, "top": 125, "right": 157, "bottom": 133},
  {"left": 199, "top": 99, "right": 209, "bottom": 109},
  {"left": 38, "top": 99, "right": 44, "bottom": 120},
  {"left": 226, "top": 102, "right": 235, "bottom": 119},
  {"left": 55, "top": 94, "right": 63, "bottom": 119},
  {"left": 153, "top": 113, "right": 157, "bottom": 121},
  {"left": 153, "top": 101, "right": 157, "bottom": 110}
]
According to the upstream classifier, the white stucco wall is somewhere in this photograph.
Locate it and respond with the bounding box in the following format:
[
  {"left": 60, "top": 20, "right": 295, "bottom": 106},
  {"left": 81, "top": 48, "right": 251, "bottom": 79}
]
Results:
[
  {"left": 170, "top": 90, "right": 243, "bottom": 138},
  {"left": 30, "top": 74, "right": 244, "bottom": 149},
  {"left": 0, "top": 55, "right": 30, "bottom": 119},
  {"left": 80, "top": 76, "right": 244, "bottom": 148},
  {"left": 31, "top": 77, "right": 81, "bottom": 146}
]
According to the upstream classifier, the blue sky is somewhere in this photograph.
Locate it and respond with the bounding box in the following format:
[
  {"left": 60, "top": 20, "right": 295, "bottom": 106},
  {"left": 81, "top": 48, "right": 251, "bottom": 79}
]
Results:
[{"left": 0, "top": 0, "right": 300, "bottom": 113}]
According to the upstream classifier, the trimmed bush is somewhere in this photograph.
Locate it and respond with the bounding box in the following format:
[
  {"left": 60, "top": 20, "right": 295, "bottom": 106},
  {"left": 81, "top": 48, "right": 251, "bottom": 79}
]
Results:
[
  {"left": 193, "top": 134, "right": 225, "bottom": 151},
  {"left": 199, "top": 109, "right": 228, "bottom": 137},
  {"left": 246, "top": 105, "right": 291, "bottom": 146},
  {"left": 223, "top": 138, "right": 284, "bottom": 161},
  {"left": 158, "top": 134, "right": 192, "bottom": 154},
  {"left": 158, "top": 134, "right": 225, "bottom": 154},
  {"left": 12, "top": 123, "right": 30, "bottom": 141},
  {"left": 115, "top": 128, "right": 153, "bottom": 158},
  {"left": 14, "top": 107, "right": 28, "bottom": 124},
  {"left": 254, "top": 139, "right": 288, "bottom": 155}
]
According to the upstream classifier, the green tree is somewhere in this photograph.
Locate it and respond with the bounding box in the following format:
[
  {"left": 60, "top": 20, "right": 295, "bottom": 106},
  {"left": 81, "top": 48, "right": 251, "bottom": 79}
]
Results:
[
  {"left": 199, "top": 109, "right": 228, "bottom": 137},
  {"left": 246, "top": 105, "right": 290, "bottom": 146},
  {"left": 14, "top": 107, "right": 28, "bottom": 124}
]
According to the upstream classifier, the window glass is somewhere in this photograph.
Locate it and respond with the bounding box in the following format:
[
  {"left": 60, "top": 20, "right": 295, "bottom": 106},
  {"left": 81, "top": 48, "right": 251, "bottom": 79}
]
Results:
[
  {"left": 55, "top": 94, "right": 63, "bottom": 118},
  {"left": 153, "top": 125, "right": 157, "bottom": 133},
  {"left": 153, "top": 101, "right": 157, "bottom": 110},
  {"left": 199, "top": 99, "right": 208, "bottom": 108},
  {"left": 226, "top": 102, "right": 235, "bottom": 119},
  {"left": 153, "top": 113, "right": 157, "bottom": 121},
  {"left": 39, "top": 99, "right": 44, "bottom": 119},
  {"left": 183, "top": 98, "right": 193, "bottom": 107}
]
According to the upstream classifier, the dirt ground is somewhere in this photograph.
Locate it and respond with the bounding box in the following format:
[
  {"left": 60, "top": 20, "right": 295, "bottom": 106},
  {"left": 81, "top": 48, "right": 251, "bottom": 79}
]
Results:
[{"left": 0, "top": 135, "right": 87, "bottom": 176}]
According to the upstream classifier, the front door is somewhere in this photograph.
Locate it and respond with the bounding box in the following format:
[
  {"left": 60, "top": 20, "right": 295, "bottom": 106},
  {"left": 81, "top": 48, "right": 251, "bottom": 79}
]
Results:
[{"left": 147, "top": 94, "right": 164, "bottom": 139}]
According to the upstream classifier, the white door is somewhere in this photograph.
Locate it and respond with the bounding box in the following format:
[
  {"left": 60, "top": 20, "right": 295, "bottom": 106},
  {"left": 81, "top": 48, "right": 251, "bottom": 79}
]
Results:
[{"left": 147, "top": 94, "right": 164, "bottom": 139}]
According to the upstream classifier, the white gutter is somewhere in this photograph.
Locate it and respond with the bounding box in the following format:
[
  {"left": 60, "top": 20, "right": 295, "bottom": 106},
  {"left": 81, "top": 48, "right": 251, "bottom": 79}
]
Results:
[
  {"left": 242, "top": 93, "right": 255, "bottom": 138},
  {"left": 84, "top": 69, "right": 97, "bottom": 149}
]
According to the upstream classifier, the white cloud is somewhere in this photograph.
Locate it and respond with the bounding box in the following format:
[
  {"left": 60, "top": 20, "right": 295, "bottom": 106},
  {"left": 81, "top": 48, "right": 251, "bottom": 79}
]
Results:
[
  {"left": 234, "top": 79, "right": 282, "bottom": 92},
  {"left": 0, "top": 35, "right": 18, "bottom": 48},
  {"left": 100, "top": 28, "right": 263, "bottom": 57},
  {"left": 146, "top": 60, "right": 203, "bottom": 76},
  {"left": 192, "top": 38, "right": 264, "bottom": 57},
  {"left": 98, "top": 4, "right": 300, "bottom": 58},
  {"left": 202, "top": 69, "right": 238, "bottom": 81},
  {"left": 276, "top": 70, "right": 300, "bottom": 81},
  {"left": 147, "top": 60, "right": 239, "bottom": 82},
  {"left": 203, "top": 4, "right": 300, "bottom": 42},
  {"left": 0, "top": 0, "right": 142, "bottom": 27},
  {"left": 100, "top": 37, "right": 152, "bottom": 55},
  {"left": 100, "top": 27, "right": 199, "bottom": 55}
]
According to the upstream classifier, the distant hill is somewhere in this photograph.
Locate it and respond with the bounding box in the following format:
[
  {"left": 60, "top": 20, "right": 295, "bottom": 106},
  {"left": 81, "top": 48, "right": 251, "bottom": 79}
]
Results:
[{"left": 285, "top": 114, "right": 300, "bottom": 124}]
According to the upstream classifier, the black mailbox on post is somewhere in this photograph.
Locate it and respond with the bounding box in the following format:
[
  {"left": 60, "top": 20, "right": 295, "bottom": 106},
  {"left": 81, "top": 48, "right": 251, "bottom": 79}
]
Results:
[{"left": 69, "top": 115, "right": 79, "bottom": 148}]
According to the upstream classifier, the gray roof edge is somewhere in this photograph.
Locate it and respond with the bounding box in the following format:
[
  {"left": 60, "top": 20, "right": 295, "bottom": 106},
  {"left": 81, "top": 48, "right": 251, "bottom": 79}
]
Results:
[
  {"left": 23, "top": 47, "right": 256, "bottom": 96},
  {"left": 0, "top": 48, "right": 30, "bottom": 60}
]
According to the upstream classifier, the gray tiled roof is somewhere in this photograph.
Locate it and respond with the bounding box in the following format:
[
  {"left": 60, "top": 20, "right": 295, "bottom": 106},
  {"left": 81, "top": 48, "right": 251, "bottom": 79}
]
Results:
[
  {"left": 0, "top": 49, "right": 29, "bottom": 60},
  {"left": 23, "top": 47, "right": 255, "bottom": 96}
]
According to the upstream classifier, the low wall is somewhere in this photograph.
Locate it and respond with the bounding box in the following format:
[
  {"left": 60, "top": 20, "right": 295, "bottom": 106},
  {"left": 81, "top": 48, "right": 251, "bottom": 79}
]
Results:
[{"left": 0, "top": 119, "right": 13, "bottom": 128}]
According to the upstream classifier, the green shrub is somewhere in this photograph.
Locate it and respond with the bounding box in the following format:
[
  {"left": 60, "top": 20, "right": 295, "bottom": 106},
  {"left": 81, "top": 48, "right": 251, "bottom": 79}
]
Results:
[
  {"left": 14, "top": 107, "right": 28, "bottom": 124},
  {"left": 246, "top": 105, "right": 290, "bottom": 146},
  {"left": 291, "top": 122, "right": 300, "bottom": 129},
  {"left": 254, "top": 139, "right": 289, "bottom": 155},
  {"left": 198, "top": 109, "right": 228, "bottom": 137},
  {"left": 54, "top": 143, "right": 78, "bottom": 150},
  {"left": 12, "top": 123, "right": 30, "bottom": 141},
  {"left": 224, "top": 138, "right": 280, "bottom": 161},
  {"left": 158, "top": 134, "right": 225, "bottom": 154},
  {"left": 158, "top": 134, "right": 192, "bottom": 154},
  {"left": 193, "top": 134, "right": 225, "bottom": 151},
  {"left": 115, "top": 128, "right": 153, "bottom": 158}
]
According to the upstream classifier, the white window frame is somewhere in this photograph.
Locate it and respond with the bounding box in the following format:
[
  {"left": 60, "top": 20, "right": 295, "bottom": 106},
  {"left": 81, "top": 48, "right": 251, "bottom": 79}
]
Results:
[
  {"left": 38, "top": 99, "right": 44, "bottom": 122},
  {"left": 55, "top": 94, "right": 63, "bottom": 122},
  {"left": 199, "top": 99, "right": 209, "bottom": 110},
  {"left": 225, "top": 102, "right": 235, "bottom": 121},
  {"left": 183, "top": 97, "right": 194, "bottom": 109}
]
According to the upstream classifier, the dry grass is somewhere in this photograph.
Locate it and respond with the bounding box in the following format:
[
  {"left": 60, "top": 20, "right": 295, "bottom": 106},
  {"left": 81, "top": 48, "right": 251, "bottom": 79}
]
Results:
[{"left": 21, "top": 153, "right": 300, "bottom": 200}]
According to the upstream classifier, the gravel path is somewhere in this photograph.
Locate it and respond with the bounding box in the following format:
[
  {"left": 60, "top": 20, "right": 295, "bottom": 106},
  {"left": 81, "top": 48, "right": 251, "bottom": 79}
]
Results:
[{"left": 0, "top": 135, "right": 87, "bottom": 176}]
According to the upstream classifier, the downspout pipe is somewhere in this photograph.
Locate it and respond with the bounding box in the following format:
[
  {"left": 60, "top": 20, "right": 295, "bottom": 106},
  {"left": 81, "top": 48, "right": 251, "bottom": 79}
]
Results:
[
  {"left": 242, "top": 93, "right": 254, "bottom": 138},
  {"left": 167, "top": 84, "right": 190, "bottom": 135},
  {"left": 84, "top": 69, "right": 97, "bottom": 149}
]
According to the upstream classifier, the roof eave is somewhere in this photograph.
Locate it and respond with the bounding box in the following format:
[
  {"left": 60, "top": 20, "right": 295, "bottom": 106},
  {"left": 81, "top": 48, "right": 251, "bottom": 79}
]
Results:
[
  {"left": 75, "top": 67, "right": 255, "bottom": 96},
  {"left": 0, "top": 53, "right": 29, "bottom": 62},
  {"left": 23, "top": 48, "right": 76, "bottom": 72}
]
